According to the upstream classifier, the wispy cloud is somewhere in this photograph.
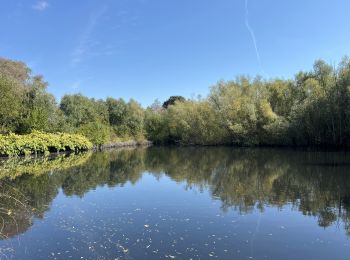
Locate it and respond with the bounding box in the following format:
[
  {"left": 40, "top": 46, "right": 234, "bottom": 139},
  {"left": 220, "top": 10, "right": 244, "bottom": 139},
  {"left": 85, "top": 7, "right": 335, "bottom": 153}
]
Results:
[
  {"left": 244, "top": 0, "right": 268, "bottom": 77},
  {"left": 32, "top": 1, "right": 49, "bottom": 11},
  {"left": 71, "top": 6, "right": 108, "bottom": 67}
]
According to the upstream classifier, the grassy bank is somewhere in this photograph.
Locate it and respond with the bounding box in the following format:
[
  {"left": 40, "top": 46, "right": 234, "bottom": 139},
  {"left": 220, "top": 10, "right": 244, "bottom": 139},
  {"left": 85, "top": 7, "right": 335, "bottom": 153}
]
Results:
[{"left": 0, "top": 131, "right": 92, "bottom": 157}]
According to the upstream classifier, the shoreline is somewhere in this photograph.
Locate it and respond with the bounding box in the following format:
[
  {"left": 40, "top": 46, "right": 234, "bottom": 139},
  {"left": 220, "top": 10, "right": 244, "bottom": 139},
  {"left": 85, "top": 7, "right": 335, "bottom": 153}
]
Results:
[
  {"left": 93, "top": 140, "right": 153, "bottom": 150},
  {"left": 2, "top": 140, "right": 350, "bottom": 159},
  {"left": 0, "top": 140, "right": 153, "bottom": 159}
]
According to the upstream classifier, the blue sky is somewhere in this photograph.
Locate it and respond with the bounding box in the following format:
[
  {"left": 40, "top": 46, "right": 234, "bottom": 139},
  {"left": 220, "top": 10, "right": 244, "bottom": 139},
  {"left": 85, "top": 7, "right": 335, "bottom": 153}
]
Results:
[{"left": 1, "top": 0, "right": 350, "bottom": 106}]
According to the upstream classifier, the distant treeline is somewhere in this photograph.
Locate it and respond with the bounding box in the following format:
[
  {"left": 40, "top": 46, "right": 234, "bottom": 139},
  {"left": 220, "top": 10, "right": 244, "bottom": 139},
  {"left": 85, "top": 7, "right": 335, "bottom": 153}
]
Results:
[{"left": 1, "top": 57, "right": 350, "bottom": 147}]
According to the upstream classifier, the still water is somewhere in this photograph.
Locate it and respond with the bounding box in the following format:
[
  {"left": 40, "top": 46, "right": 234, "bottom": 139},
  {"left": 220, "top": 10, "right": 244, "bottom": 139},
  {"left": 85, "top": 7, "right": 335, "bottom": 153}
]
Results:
[{"left": 0, "top": 147, "right": 349, "bottom": 259}]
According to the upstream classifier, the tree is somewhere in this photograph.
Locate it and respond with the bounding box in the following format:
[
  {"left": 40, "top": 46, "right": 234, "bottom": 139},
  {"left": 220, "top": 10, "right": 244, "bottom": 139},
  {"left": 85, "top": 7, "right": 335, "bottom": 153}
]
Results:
[
  {"left": 124, "top": 99, "right": 144, "bottom": 137},
  {"left": 106, "top": 97, "right": 127, "bottom": 126},
  {"left": 162, "top": 96, "right": 185, "bottom": 109},
  {"left": 60, "top": 94, "right": 108, "bottom": 128},
  {"left": 0, "top": 75, "right": 23, "bottom": 133},
  {"left": 0, "top": 57, "right": 30, "bottom": 83},
  {"left": 106, "top": 98, "right": 144, "bottom": 139},
  {"left": 0, "top": 58, "right": 63, "bottom": 134},
  {"left": 21, "top": 75, "right": 61, "bottom": 133},
  {"left": 78, "top": 122, "right": 110, "bottom": 147}
]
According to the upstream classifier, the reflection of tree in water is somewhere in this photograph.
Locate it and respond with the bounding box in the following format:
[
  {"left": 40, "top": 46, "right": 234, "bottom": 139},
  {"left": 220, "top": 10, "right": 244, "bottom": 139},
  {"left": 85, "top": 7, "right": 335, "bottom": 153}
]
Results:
[
  {"left": 61, "top": 149, "right": 145, "bottom": 196},
  {"left": 0, "top": 153, "right": 92, "bottom": 240},
  {"left": 0, "top": 181, "right": 33, "bottom": 240},
  {"left": 146, "top": 147, "right": 350, "bottom": 236},
  {"left": 1, "top": 147, "right": 350, "bottom": 239}
]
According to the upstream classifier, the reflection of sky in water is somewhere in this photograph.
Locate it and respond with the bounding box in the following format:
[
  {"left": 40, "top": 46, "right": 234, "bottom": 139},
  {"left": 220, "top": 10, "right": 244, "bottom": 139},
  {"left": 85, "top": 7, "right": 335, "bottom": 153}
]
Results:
[{"left": 0, "top": 148, "right": 349, "bottom": 259}]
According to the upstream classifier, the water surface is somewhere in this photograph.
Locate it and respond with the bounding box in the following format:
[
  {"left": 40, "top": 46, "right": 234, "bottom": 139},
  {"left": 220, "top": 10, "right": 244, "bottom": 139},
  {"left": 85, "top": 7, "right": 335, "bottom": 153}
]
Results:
[{"left": 0, "top": 147, "right": 349, "bottom": 259}]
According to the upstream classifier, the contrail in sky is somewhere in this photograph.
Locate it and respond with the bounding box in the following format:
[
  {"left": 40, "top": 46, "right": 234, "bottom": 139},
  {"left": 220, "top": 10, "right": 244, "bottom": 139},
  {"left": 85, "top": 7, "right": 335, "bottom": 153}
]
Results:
[{"left": 244, "top": 0, "right": 268, "bottom": 77}]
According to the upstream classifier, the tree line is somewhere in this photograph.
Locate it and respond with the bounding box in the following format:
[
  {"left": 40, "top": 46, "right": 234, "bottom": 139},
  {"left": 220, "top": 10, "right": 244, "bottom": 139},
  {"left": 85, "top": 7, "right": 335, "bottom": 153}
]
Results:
[
  {"left": 1, "top": 57, "right": 350, "bottom": 147},
  {"left": 0, "top": 58, "right": 144, "bottom": 145}
]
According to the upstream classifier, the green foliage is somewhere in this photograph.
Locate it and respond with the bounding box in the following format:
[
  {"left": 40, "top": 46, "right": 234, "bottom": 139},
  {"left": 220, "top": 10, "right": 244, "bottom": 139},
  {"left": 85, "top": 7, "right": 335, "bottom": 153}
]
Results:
[
  {"left": 2, "top": 56, "right": 350, "bottom": 147},
  {"left": 146, "top": 58, "right": 350, "bottom": 147},
  {"left": 0, "top": 75, "right": 24, "bottom": 133},
  {"left": 106, "top": 97, "right": 144, "bottom": 139},
  {"left": 147, "top": 100, "right": 228, "bottom": 145},
  {"left": 78, "top": 122, "right": 111, "bottom": 146},
  {"left": 0, "top": 58, "right": 65, "bottom": 134},
  {"left": 144, "top": 108, "right": 168, "bottom": 144},
  {"left": 124, "top": 99, "right": 144, "bottom": 137},
  {"left": 162, "top": 96, "right": 185, "bottom": 109},
  {"left": 21, "top": 76, "right": 62, "bottom": 133},
  {"left": 0, "top": 57, "right": 30, "bottom": 83},
  {"left": 0, "top": 57, "right": 146, "bottom": 143},
  {"left": 0, "top": 131, "right": 92, "bottom": 157},
  {"left": 106, "top": 97, "right": 127, "bottom": 125},
  {"left": 60, "top": 94, "right": 109, "bottom": 128}
]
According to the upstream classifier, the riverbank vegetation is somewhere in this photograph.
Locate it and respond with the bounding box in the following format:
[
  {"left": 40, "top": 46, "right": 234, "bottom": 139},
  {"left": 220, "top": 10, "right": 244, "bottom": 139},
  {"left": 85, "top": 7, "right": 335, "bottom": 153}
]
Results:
[
  {"left": 145, "top": 58, "right": 350, "bottom": 147},
  {"left": 0, "top": 131, "right": 92, "bottom": 157},
  {"left": 1, "top": 57, "right": 350, "bottom": 147}
]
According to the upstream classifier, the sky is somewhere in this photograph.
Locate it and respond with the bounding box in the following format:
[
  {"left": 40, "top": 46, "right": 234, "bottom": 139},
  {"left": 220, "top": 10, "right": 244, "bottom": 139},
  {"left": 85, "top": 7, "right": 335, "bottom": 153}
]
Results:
[{"left": 1, "top": 0, "right": 350, "bottom": 106}]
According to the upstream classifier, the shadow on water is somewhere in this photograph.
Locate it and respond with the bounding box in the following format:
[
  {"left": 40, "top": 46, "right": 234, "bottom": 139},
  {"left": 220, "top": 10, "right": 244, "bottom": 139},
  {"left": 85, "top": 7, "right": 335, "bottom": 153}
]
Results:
[{"left": 0, "top": 146, "right": 350, "bottom": 240}]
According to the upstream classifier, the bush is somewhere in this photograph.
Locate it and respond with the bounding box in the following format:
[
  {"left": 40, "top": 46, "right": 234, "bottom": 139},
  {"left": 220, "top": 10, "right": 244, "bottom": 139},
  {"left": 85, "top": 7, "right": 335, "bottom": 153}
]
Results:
[
  {"left": 0, "top": 131, "right": 92, "bottom": 157},
  {"left": 77, "top": 122, "right": 111, "bottom": 146}
]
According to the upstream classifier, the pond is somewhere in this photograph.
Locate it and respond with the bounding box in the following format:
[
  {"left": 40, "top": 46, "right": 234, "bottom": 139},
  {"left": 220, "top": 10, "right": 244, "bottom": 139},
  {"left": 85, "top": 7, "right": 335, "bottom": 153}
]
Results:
[{"left": 0, "top": 147, "right": 349, "bottom": 259}]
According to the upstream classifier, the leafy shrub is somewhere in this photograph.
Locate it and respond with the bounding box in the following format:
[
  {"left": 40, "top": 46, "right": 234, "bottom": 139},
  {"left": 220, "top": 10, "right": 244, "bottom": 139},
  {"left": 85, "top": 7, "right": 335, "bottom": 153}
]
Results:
[
  {"left": 0, "top": 131, "right": 92, "bottom": 157},
  {"left": 77, "top": 122, "right": 111, "bottom": 146}
]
